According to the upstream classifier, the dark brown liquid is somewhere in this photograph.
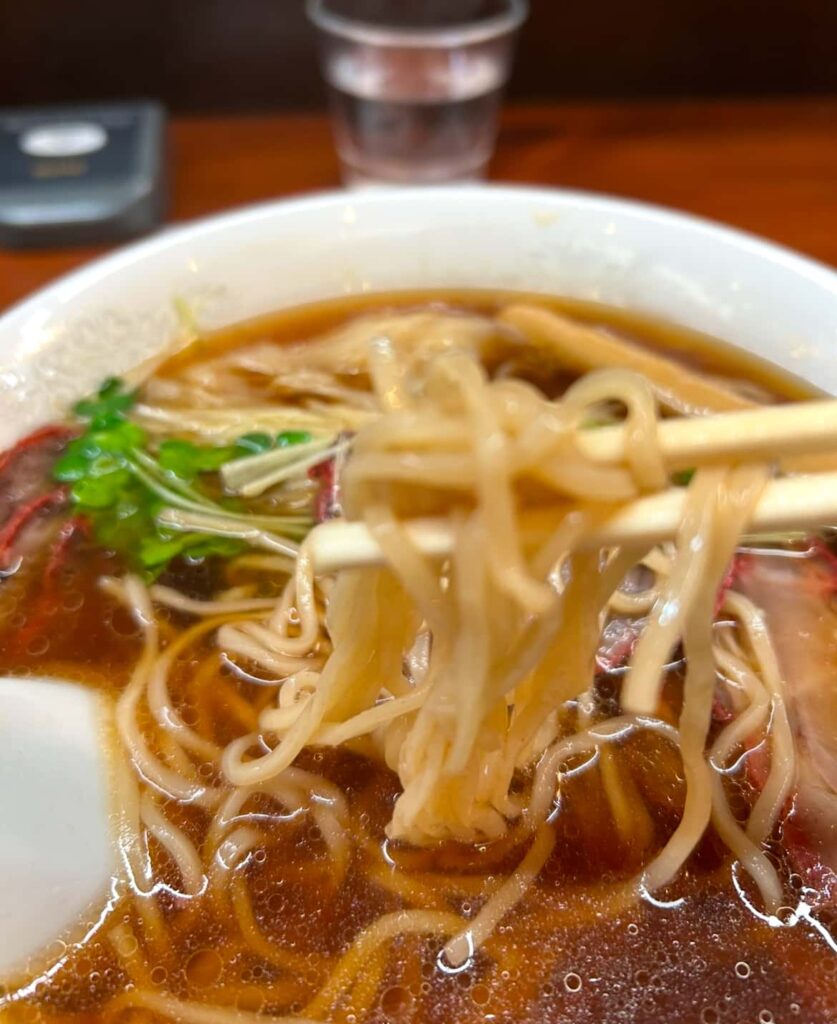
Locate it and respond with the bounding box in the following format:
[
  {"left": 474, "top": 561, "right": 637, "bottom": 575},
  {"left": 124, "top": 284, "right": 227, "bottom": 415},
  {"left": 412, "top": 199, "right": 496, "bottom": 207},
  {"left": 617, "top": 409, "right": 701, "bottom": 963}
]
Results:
[{"left": 0, "top": 294, "right": 834, "bottom": 1024}]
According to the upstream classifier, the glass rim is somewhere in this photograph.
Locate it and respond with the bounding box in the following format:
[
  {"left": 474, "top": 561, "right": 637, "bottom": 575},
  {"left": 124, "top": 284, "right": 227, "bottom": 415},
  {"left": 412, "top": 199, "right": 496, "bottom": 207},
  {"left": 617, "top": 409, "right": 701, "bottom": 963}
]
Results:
[{"left": 306, "top": 0, "right": 528, "bottom": 48}]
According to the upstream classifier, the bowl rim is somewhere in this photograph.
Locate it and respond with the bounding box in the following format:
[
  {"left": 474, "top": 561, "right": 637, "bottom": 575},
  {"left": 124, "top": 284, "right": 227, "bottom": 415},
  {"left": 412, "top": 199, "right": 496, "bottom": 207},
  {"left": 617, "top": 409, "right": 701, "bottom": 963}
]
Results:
[{"left": 2, "top": 183, "right": 836, "bottom": 334}]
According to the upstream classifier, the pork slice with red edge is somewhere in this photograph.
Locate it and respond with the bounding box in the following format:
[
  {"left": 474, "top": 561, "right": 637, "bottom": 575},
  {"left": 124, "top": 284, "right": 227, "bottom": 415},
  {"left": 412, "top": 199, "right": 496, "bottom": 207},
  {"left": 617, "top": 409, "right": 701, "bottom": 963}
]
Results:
[
  {"left": 596, "top": 616, "right": 647, "bottom": 674},
  {"left": 0, "top": 426, "right": 75, "bottom": 572},
  {"left": 735, "top": 547, "right": 837, "bottom": 907},
  {"left": 0, "top": 425, "right": 74, "bottom": 520},
  {"left": 308, "top": 433, "right": 352, "bottom": 523}
]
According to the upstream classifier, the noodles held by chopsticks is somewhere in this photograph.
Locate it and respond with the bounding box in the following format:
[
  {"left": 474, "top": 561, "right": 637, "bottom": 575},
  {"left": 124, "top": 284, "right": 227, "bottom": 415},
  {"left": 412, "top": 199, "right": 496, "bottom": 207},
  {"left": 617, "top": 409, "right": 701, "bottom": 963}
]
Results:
[
  {"left": 6, "top": 302, "right": 821, "bottom": 1024},
  {"left": 198, "top": 320, "right": 794, "bottom": 922}
]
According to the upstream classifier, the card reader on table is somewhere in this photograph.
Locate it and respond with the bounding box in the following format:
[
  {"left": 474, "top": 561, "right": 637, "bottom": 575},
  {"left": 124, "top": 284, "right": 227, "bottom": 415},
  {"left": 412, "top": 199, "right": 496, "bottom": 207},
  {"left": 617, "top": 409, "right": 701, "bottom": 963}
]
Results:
[{"left": 0, "top": 100, "right": 166, "bottom": 248}]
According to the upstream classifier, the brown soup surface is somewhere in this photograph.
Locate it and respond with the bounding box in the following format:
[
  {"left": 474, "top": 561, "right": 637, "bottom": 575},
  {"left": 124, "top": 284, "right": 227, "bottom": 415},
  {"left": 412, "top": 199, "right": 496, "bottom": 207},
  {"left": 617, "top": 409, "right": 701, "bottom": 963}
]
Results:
[{"left": 0, "top": 292, "right": 834, "bottom": 1024}]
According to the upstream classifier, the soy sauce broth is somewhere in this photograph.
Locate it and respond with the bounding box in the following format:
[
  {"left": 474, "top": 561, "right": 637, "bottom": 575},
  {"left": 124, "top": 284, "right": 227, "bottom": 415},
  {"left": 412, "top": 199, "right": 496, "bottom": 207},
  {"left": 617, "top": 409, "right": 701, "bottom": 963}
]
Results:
[{"left": 0, "top": 293, "right": 835, "bottom": 1024}]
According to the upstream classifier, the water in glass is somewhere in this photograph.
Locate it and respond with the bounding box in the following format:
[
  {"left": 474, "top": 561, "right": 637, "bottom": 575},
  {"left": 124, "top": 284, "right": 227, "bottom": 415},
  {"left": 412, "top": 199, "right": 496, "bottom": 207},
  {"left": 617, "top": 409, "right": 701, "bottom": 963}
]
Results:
[{"left": 325, "top": 46, "right": 507, "bottom": 185}]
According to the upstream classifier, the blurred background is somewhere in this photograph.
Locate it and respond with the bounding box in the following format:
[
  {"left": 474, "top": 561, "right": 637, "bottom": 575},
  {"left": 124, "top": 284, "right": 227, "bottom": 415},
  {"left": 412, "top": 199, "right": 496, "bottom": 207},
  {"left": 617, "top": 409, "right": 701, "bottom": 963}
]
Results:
[
  {"left": 3, "top": 0, "right": 836, "bottom": 111},
  {"left": 2, "top": 0, "right": 835, "bottom": 302}
]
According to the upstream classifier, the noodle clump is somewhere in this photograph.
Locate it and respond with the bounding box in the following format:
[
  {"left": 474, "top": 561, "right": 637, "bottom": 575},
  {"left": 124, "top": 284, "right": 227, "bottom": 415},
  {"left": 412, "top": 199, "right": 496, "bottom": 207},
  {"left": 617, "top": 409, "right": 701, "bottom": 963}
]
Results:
[
  {"left": 5, "top": 305, "right": 811, "bottom": 1023},
  {"left": 207, "top": 326, "right": 788, "bottom": 913}
]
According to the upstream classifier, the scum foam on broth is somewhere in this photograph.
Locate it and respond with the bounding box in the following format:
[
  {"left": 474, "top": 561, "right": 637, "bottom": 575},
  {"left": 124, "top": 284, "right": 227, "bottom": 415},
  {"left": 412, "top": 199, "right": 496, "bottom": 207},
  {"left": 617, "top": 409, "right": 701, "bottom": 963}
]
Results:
[{"left": 0, "top": 292, "right": 835, "bottom": 1024}]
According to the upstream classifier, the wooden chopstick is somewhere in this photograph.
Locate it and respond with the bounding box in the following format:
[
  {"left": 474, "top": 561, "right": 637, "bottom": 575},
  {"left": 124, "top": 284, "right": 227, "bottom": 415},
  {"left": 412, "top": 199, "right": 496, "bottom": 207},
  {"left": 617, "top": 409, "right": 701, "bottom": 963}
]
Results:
[
  {"left": 307, "top": 471, "right": 837, "bottom": 574},
  {"left": 498, "top": 304, "right": 753, "bottom": 415},
  {"left": 577, "top": 399, "right": 837, "bottom": 469},
  {"left": 498, "top": 305, "right": 837, "bottom": 473}
]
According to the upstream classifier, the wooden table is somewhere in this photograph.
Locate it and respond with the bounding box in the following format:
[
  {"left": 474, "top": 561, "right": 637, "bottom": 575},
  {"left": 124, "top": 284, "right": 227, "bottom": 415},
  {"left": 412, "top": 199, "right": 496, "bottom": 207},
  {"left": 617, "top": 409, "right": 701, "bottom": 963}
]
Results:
[{"left": 2, "top": 99, "right": 836, "bottom": 312}]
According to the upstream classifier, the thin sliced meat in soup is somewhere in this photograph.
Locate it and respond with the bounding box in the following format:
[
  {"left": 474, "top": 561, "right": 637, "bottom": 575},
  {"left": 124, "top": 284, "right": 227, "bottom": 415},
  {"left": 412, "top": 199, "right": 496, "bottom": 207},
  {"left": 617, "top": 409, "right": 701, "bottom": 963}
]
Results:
[{"left": 735, "top": 548, "right": 837, "bottom": 904}]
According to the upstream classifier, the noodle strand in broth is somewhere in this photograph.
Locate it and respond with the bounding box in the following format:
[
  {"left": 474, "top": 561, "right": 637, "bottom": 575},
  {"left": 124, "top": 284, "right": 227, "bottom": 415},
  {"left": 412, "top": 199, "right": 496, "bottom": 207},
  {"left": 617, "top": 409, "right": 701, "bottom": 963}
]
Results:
[{"left": 2, "top": 296, "right": 834, "bottom": 1024}]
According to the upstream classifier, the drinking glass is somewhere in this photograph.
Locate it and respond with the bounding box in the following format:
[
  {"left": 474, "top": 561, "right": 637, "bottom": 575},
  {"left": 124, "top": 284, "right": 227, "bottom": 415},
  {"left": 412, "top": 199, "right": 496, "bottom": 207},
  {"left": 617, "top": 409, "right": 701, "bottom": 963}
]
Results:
[{"left": 307, "top": 0, "right": 528, "bottom": 187}]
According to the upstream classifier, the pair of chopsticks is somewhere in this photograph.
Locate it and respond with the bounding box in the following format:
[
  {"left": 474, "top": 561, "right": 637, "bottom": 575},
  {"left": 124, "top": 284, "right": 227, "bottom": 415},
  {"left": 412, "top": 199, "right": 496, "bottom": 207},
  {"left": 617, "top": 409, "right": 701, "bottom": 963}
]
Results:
[{"left": 307, "top": 399, "right": 837, "bottom": 574}]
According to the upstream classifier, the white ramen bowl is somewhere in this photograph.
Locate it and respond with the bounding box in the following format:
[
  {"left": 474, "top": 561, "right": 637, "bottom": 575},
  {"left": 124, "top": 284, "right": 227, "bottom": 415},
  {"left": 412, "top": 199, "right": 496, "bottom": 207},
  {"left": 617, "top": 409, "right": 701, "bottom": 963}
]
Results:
[
  {"left": 2, "top": 185, "right": 837, "bottom": 448},
  {"left": 1, "top": 185, "right": 837, "bottom": 979}
]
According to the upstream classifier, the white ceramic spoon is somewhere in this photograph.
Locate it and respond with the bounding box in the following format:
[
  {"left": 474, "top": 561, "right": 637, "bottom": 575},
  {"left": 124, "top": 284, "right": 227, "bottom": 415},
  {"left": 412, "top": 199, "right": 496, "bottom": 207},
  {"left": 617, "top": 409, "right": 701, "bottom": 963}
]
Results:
[{"left": 0, "top": 677, "right": 114, "bottom": 982}]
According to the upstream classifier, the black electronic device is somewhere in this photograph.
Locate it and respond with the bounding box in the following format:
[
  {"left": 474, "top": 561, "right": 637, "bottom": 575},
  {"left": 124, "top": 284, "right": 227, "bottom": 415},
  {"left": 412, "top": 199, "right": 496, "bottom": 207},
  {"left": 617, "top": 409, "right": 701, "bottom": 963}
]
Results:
[{"left": 0, "top": 101, "right": 166, "bottom": 248}]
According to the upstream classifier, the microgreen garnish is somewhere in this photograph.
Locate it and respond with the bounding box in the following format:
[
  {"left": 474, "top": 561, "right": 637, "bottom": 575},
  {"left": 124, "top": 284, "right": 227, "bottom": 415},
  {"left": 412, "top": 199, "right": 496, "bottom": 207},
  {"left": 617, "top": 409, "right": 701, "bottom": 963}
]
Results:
[{"left": 52, "top": 378, "right": 315, "bottom": 577}]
